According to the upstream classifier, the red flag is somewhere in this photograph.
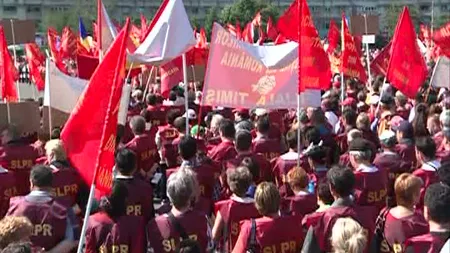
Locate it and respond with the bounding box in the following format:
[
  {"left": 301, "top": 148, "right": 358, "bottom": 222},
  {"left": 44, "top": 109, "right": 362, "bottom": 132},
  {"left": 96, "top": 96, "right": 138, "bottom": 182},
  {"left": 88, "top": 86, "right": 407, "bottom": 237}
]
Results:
[
  {"left": 47, "top": 28, "right": 67, "bottom": 73},
  {"left": 140, "top": 14, "right": 148, "bottom": 42},
  {"left": 387, "top": 7, "right": 427, "bottom": 98},
  {"left": 160, "top": 56, "right": 183, "bottom": 98},
  {"left": 60, "top": 26, "right": 77, "bottom": 59},
  {"left": 236, "top": 21, "right": 242, "bottom": 40},
  {"left": 242, "top": 23, "right": 254, "bottom": 43},
  {"left": 257, "top": 26, "right": 266, "bottom": 45},
  {"left": 297, "top": 0, "right": 331, "bottom": 92},
  {"left": 197, "top": 28, "right": 207, "bottom": 49},
  {"left": 61, "top": 19, "right": 130, "bottom": 195},
  {"left": 25, "top": 43, "right": 45, "bottom": 91},
  {"left": 274, "top": 34, "right": 287, "bottom": 45},
  {"left": 252, "top": 12, "right": 262, "bottom": 27},
  {"left": 419, "top": 24, "right": 431, "bottom": 43},
  {"left": 370, "top": 41, "right": 391, "bottom": 76},
  {"left": 327, "top": 19, "right": 340, "bottom": 54},
  {"left": 76, "top": 54, "right": 99, "bottom": 80},
  {"left": 277, "top": 0, "right": 298, "bottom": 41},
  {"left": 227, "top": 23, "right": 237, "bottom": 37},
  {"left": 266, "top": 17, "right": 278, "bottom": 41},
  {"left": 341, "top": 14, "right": 368, "bottom": 83},
  {"left": 354, "top": 35, "right": 363, "bottom": 58},
  {"left": 433, "top": 21, "right": 450, "bottom": 58},
  {"left": 0, "top": 26, "right": 18, "bottom": 102}
]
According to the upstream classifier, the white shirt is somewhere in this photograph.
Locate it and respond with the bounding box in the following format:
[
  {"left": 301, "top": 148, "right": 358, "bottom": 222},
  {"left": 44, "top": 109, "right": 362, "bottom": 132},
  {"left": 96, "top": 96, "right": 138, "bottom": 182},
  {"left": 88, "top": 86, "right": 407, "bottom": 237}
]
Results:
[
  {"left": 356, "top": 164, "right": 379, "bottom": 173},
  {"left": 421, "top": 160, "right": 441, "bottom": 171},
  {"left": 280, "top": 151, "right": 298, "bottom": 160}
]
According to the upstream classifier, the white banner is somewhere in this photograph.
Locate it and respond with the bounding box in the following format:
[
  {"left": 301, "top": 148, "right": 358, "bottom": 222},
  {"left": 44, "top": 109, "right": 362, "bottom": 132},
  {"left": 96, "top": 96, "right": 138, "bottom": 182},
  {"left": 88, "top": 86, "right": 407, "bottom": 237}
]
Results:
[{"left": 431, "top": 56, "right": 450, "bottom": 88}]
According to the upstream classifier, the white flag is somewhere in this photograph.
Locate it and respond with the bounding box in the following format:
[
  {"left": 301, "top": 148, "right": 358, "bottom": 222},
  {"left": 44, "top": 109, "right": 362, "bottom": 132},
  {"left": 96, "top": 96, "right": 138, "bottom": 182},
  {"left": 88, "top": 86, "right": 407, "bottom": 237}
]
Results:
[
  {"left": 128, "top": 0, "right": 196, "bottom": 65},
  {"left": 99, "top": 0, "right": 118, "bottom": 54},
  {"left": 44, "top": 60, "right": 87, "bottom": 113},
  {"left": 431, "top": 56, "right": 450, "bottom": 88}
]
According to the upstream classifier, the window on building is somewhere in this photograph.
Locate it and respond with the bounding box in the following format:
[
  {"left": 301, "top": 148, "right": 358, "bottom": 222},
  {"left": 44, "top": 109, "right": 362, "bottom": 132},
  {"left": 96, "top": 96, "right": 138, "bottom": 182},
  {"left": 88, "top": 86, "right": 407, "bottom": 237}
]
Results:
[
  {"left": 3, "top": 6, "right": 17, "bottom": 13},
  {"left": 27, "top": 6, "right": 41, "bottom": 12},
  {"left": 420, "top": 5, "right": 430, "bottom": 11}
]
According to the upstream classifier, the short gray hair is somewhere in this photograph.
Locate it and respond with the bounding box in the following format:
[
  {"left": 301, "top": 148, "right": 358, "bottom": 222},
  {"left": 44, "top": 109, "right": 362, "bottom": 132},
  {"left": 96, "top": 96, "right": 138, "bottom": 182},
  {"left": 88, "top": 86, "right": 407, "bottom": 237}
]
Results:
[
  {"left": 211, "top": 114, "right": 224, "bottom": 132},
  {"left": 167, "top": 167, "right": 199, "bottom": 209},
  {"left": 347, "top": 129, "right": 362, "bottom": 143},
  {"left": 440, "top": 110, "right": 450, "bottom": 128}
]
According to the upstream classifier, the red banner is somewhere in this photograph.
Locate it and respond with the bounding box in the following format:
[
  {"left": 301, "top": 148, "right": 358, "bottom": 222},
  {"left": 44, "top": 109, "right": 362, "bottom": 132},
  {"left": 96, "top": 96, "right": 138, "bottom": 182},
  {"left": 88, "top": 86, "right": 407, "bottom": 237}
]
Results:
[
  {"left": 60, "top": 26, "right": 77, "bottom": 59},
  {"left": 0, "top": 26, "right": 18, "bottom": 102},
  {"left": 203, "top": 23, "right": 321, "bottom": 109},
  {"left": 25, "top": 43, "right": 45, "bottom": 91},
  {"left": 370, "top": 42, "right": 391, "bottom": 76},
  {"left": 387, "top": 7, "right": 427, "bottom": 98},
  {"left": 76, "top": 54, "right": 99, "bottom": 80},
  {"left": 327, "top": 19, "right": 340, "bottom": 54},
  {"left": 433, "top": 21, "right": 450, "bottom": 58},
  {"left": 341, "top": 14, "right": 368, "bottom": 83},
  {"left": 161, "top": 56, "right": 183, "bottom": 98}
]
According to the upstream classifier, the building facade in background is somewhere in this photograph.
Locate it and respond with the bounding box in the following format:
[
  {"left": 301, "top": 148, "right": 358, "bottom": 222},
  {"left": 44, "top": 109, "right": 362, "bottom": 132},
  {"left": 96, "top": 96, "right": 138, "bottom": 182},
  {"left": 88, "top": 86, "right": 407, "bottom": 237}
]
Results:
[{"left": 0, "top": 0, "right": 449, "bottom": 36}]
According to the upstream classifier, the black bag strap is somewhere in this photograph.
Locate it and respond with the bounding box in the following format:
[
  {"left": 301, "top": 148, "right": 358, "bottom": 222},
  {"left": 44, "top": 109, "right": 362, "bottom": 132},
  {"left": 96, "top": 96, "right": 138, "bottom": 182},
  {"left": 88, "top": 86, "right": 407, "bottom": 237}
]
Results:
[
  {"left": 375, "top": 208, "right": 394, "bottom": 252},
  {"left": 168, "top": 212, "right": 189, "bottom": 240},
  {"left": 246, "top": 218, "right": 257, "bottom": 252}
]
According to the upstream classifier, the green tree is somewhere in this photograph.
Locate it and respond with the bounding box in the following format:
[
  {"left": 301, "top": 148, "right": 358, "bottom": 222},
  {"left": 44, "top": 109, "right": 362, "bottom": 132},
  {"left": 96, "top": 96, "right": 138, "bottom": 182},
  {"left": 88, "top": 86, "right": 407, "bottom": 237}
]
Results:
[
  {"left": 190, "top": 15, "right": 201, "bottom": 30},
  {"left": 219, "top": 0, "right": 279, "bottom": 26},
  {"left": 384, "top": 4, "right": 421, "bottom": 38},
  {"left": 435, "top": 14, "right": 450, "bottom": 28},
  {"left": 204, "top": 7, "right": 220, "bottom": 39}
]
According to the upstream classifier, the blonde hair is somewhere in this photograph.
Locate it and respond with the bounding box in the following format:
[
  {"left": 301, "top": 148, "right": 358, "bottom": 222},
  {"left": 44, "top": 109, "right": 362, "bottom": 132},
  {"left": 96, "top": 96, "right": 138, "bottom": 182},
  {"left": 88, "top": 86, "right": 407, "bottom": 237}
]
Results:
[
  {"left": 287, "top": 166, "right": 308, "bottom": 191},
  {"left": 395, "top": 173, "right": 423, "bottom": 207},
  {"left": 331, "top": 217, "right": 367, "bottom": 253},
  {"left": 0, "top": 216, "right": 33, "bottom": 249},
  {"left": 255, "top": 182, "right": 280, "bottom": 216},
  {"left": 45, "top": 139, "right": 67, "bottom": 161}
]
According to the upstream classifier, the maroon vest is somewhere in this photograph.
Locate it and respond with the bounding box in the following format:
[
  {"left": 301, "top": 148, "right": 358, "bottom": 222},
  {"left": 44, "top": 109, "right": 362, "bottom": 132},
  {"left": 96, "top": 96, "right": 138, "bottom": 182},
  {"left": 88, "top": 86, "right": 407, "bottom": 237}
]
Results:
[
  {"left": 7, "top": 195, "right": 67, "bottom": 251},
  {"left": 281, "top": 193, "right": 318, "bottom": 217},
  {"left": 116, "top": 178, "right": 154, "bottom": 222},
  {"left": 159, "top": 125, "right": 180, "bottom": 167},
  {"left": 85, "top": 212, "right": 145, "bottom": 253},
  {"left": 301, "top": 211, "right": 324, "bottom": 229},
  {"left": 0, "top": 142, "right": 39, "bottom": 196},
  {"left": 147, "top": 210, "right": 209, "bottom": 253},
  {"left": 252, "top": 137, "right": 282, "bottom": 161},
  {"left": 215, "top": 198, "right": 261, "bottom": 252},
  {"left": 209, "top": 141, "right": 237, "bottom": 163},
  {"left": 226, "top": 153, "right": 273, "bottom": 184},
  {"left": 373, "top": 153, "right": 408, "bottom": 205},
  {"left": 146, "top": 105, "right": 168, "bottom": 127},
  {"left": 50, "top": 163, "right": 83, "bottom": 209},
  {"left": 271, "top": 157, "right": 298, "bottom": 197},
  {"left": 0, "top": 170, "right": 16, "bottom": 218},
  {"left": 354, "top": 169, "right": 388, "bottom": 212},
  {"left": 395, "top": 142, "right": 417, "bottom": 170},
  {"left": 125, "top": 134, "right": 159, "bottom": 172},
  {"left": 404, "top": 232, "right": 450, "bottom": 253},
  {"left": 413, "top": 168, "right": 439, "bottom": 210}
]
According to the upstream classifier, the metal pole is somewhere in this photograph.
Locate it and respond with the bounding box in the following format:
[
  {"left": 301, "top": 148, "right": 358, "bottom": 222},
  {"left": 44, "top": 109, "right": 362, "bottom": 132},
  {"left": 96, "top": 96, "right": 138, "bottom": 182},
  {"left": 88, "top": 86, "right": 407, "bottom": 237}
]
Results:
[
  {"left": 76, "top": 183, "right": 96, "bottom": 253},
  {"left": 143, "top": 66, "right": 155, "bottom": 100},
  {"left": 341, "top": 73, "right": 345, "bottom": 111},
  {"left": 45, "top": 59, "right": 53, "bottom": 136},
  {"left": 364, "top": 14, "right": 372, "bottom": 86},
  {"left": 297, "top": 0, "right": 302, "bottom": 166},
  {"left": 10, "top": 19, "right": 20, "bottom": 101},
  {"left": 182, "top": 53, "right": 189, "bottom": 136}
]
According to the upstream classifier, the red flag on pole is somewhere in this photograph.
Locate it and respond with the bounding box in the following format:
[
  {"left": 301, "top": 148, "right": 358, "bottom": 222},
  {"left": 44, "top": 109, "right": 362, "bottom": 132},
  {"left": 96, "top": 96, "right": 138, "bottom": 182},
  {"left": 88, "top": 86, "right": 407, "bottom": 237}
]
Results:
[
  {"left": 433, "top": 21, "right": 450, "bottom": 58},
  {"left": 236, "top": 21, "right": 242, "bottom": 40},
  {"left": 370, "top": 41, "right": 391, "bottom": 76},
  {"left": 60, "top": 26, "right": 77, "bottom": 59},
  {"left": 25, "top": 43, "right": 45, "bottom": 91},
  {"left": 0, "top": 26, "right": 18, "bottom": 102},
  {"left": 140, "top": 14, "right": 148, "bottom": 42},
  {"left": 61, "top": 19, "right": 130, "bottom": 195},
  {"left": 387, "top": 7, "right": 427, "bottom": 98},
  {"left": 341, "top": 13, "right": 368, "bottom": 83},
  {"left": 266, "top": 16, "right": 278, "bottom": 41},
  {"left": 242, "top": 23, "right": 254, "bottom": 43},
  {"left": 296, "top": 0, "right": 331, "bottom": 92},
  {"left": 327, "top": 19, "right": 340, "bottom": 54},
  {"left": 47, "top": 28, "right": 67, "bottom": 73},
  {"left": 274, "top": 34, "right": 287, "bottom": 45},
  {"left": 277, "top": 0, "right": 298, "bottom": 41}
]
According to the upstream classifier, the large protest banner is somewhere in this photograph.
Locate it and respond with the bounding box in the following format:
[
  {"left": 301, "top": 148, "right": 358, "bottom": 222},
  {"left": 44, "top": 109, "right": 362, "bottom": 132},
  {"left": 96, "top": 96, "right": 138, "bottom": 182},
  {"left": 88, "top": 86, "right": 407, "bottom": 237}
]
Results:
[
  {"left": 203, "top": 23, "right": 320, "bottom": 109},
  {"left": 0, "top": 20, "right": 35, "bottom": 45},
  {"left": 0, "top": 102, "right": 40, "bottom": 134}
]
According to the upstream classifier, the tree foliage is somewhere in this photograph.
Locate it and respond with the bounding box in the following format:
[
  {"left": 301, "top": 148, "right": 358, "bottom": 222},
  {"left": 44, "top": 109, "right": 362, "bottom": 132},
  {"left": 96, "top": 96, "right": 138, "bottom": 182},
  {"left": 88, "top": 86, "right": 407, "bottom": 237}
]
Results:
[
  {"left": 204, "top": 7, "right": 220, "bottom": 39},
  {"left": 384, "top": 4, "right": 421, "bottom": 38},
  {"left": 219, "top": 0, "right": 279, "bottom": 27}
]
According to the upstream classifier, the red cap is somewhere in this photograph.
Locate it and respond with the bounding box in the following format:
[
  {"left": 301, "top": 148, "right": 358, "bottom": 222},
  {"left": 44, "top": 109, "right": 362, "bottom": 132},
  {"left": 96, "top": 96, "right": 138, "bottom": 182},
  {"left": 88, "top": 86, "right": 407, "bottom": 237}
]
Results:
[
  {"left": 232, "top": 108, "right": 250, "bottom": 116},
  {"left": 333, "top": 81, "right": 341, "bottom": 89},
  {"left": 342, "top": 97, "right": 357, "bottom": 107}
]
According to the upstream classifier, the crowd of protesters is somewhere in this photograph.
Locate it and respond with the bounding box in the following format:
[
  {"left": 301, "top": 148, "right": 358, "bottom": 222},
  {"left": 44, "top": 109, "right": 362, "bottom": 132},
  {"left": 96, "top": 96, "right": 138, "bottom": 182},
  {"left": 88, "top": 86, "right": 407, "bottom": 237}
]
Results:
[{"left": 1, "top": 74, "right": 450, "bottom": 253}]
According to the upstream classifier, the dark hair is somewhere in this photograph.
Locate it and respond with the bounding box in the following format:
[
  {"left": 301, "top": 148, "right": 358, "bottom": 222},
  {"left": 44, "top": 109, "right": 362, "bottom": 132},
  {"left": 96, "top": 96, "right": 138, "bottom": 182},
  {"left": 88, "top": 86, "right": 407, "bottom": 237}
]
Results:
[
  {"left": 342, "top": 108, "right": 357, "bottom": 128},
  {"left": 50, "top": 127, "right": 61, "bottom": 140},
  {"left": 175, "top": 238, "right": 201, "bottom": 253},
  {"left": 438, "top": 162, "right": 450, "bottom": 186},
  {"left": 424, "top": 183, "right": 450, "bottom": 224},
  {"left": 178, "top": 136, "right": 197, "bottom": 160},
  {"left": 174, "top": 117, "right": 187, "bottom": 133},
  {"left": 219, "top": 119, "right": 235, "bottom": 139},
  {"left": 317, "top": 180, "right": 334, "bottom": 205},
  {"left": 303, "top": 126, "right": 321, "bottom": 146},
  {"left": 327, "top": 165, "right": 355, "bottom": 197},
  {"left": 100, "top": 180, "right": 128, "bottom": 220},
  {"left": 167, "top": 109, "right": 181, "bottom": 125},
  {"left": 235, "top": 131, "right": 252, "bottom": 152},
  {"left": 306, "top": 146, "right": 327, "bottom": 164},
  {"left": 240, "top": 157, "right": 260, "bottom": 182},
  {"left": 30, "top": 165, "right": 53, "bottom": 188},
  {"left": 286, "top": 130, "right": 298, "bottom": 150},
  {"left": 130, "top": 116, "right": 146, "bottom": 135},
  {"left": 115, "top": 148, "right": 137, "bottom": 176},
  {"left": 415, "top": 136, "right": 436, "bottom": 160},
  {"left": 169, "top": 91, "right": 177, "bottom": 101},
  {"left": 146, "top": 94, "right": 157, "bottom": 106},
  {"left": 357, "top": 91, "right": 366, "bottom": 103},
  {"left": 256, "top": 116, "right": 270, "bottom": 135},
  {"left": 412, "top": 103, "right": 430, "bottom": 137},
  {"left": 1, "top": 242, "right": 32, "bottom": 253}
]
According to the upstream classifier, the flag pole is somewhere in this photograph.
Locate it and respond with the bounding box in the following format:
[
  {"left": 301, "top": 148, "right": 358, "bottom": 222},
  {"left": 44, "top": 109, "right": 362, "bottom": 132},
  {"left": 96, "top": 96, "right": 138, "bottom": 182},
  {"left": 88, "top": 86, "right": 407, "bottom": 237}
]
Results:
[
  {"left": 297, "top": 0, "right": 302, "bottom": 166},
  {"left": 341, "top": 73, "right": 345, "bottom": 111},
  {"left": 182, "top": 53, "right": 189, "bottom": 136},
  {"left": 45, "top": 59, "right": 53, "bottom": 136},
  {"left": 364, "top": 14, "right": 372, "bottom": 86},
  {"left": 6, "top": 102, "right": 11, "bottom": 124},
  {"left": 10, "top": 19, "right": 20, "bottom": 101},
  {"left": 143, "top": 66, "right": 155, "bottom": 100},
  {"left": 76, "top": 183, "right": 96, "bottom": 253}
]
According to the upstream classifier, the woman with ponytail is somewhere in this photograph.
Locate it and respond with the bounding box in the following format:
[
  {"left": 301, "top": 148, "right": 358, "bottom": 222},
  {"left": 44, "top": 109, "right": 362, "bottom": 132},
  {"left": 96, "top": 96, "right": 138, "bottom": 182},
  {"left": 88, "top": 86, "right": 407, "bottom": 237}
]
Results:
[
  {"left": 85, "top": 181, "right": 146, "bottom": 253},
  {"left": 412, "top": 103, "right": 430, "bottom": 137},
  {"left": 331, "top": 217, "right": 367, "bottom": 253}
]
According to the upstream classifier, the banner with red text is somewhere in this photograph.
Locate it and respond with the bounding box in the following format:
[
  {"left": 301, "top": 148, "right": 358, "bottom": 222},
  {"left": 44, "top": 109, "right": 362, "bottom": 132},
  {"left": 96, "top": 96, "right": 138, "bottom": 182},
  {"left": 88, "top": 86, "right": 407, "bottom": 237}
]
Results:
[{"left": 203, "top": 23, "right": 321, "bottom": 109}]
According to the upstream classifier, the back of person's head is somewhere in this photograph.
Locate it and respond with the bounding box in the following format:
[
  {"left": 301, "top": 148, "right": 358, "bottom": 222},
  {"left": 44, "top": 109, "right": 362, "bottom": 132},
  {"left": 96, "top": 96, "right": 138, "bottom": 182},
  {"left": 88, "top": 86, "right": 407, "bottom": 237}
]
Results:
[
  {"left": 424, "top": 183, "right": 450, "bottom": 224},
  {"left": 356, "top": 113, "right": 371, "bottom": 131},
  {"left": 167, "top": 168, "right": 199, "bottom": 210},
  {"left": 1, "top": 124, "right": 19, "bottom": 142},
  {"left": 395, "top": 91, "right": 407, "bottom": 106},
  {"left": 415, "top": 136, "right": 436, "bottom": 160},
  {"left": 178, "top": 136, "right": 197, "bottom": 160},
  {"left": 347, "top": 129, "right": 362, "bottom": 144},
  {"left": 331, "top": 217, "right": 367, "bottom": 253},
  {"left": 317, "top": 180, "right": 334, "bottom": 205},
  {"left": 45, "top": 139, "right": 67, "bottom": 162},
  {"left": 175, "top": 239, "right": 201, "bottom": 253},
  {"left": 413, "top": 103, "right": 430, "bottom": 137},
  {"left": 342, "top": 108, "right": 357, "bottom": 127},
  {"left": 174, "top": 117, "right": 187, "bottom": 133},
  {"left": 167, "top": 109, "right": 181, "bottom": 126},
  {"left": 303, "top": 126, "right": 321, "bottom": 146},
  {"left": 394, "top": 173, "right": 423, "bottom": 207},
  {"left": 0, "top": 242, "right": 32, "bottom": 253},
  {"left": 0, "top": 217, "right": 33, "bottom": 249},
  {"left": 438, "top": 162, "right": 450, "bottom": 186},
  {"left": 146, "top": 94, "right": 157, "bottom": 106},
  {"left": 235, "top": 130, "right": 252, "bottom": 152},
  {"left": 219, "top": 119, "right": 235, "bottom": 139},
  {"left": 357, "top": 91, "right": 366, "bottom": 103},
  {"left": 169, "top": 91, "right": 177, "bottom": 101},
  {"left": 30, "top": 165, "right": 53, "bottom": 188},
  {"left": 240, "top": 157, "right": 260, "bottom": 182},
  {"left": 305, "top": 145, "right": 327, "bottom": 165},
  {"left": 286, "top": 130, "right": 298, "bottom": 150},
  {"left": 129, "top": 116, "right": 146, "bottom": 135},
  {"left": 256, "top": 116, "right": 270, "bottom": 135},
  {"left": 227, "top": 166, "right": 252, "bottom": 197},
  {"left": 115, "top": 148, "right": 137, "bottom": 176},
  {"left": 210, "top": 114, "right": 224, "bottom": 132},
  {"left": 50, "top": 127, "right": 61, "bottom": 140},
  {"left": 254, "top": 182, "right": 280, "bottom": 216},
  {"left": 327, "top": 165, "right": 355, "bottom": 198},
  {"left": 100, "top": 180, "right": 128, "bottom": 220},
  {"left": 287, "top": 167, "right": 308, "bottom": 192}
]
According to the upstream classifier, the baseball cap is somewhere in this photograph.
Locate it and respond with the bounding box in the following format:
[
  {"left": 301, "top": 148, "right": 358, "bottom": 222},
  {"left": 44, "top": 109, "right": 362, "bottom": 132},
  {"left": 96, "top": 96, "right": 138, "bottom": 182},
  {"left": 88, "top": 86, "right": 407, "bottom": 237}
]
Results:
[
  {"left": 379, "top": 130, "right": 397, "bottom": 147},
  {"left": 397, "top": 121, "right": 414, "bottom": 138},
  {"left": 233, "top": 108, "right": 250, "bottom": 117}
]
